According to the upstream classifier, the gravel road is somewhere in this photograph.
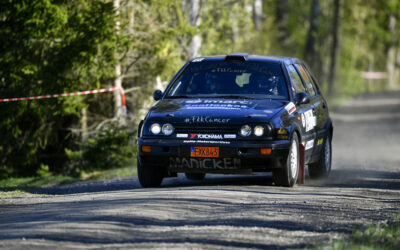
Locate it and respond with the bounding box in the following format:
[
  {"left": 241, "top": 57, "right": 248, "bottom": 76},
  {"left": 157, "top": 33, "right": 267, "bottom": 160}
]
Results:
[{"left": 1, "top": 91, "right": 400, "bottom": 249}]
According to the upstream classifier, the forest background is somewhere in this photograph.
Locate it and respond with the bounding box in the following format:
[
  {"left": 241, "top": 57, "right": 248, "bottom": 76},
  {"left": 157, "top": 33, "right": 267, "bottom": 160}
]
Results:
[{"left": 1, "top": 0, "right": 399, "bottom": 179}]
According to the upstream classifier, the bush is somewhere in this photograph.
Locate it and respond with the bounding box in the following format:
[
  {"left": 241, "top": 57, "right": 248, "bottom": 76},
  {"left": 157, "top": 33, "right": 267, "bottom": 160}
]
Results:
[{"left": 65, "top": 122, "right": 136, "bottom": 176}]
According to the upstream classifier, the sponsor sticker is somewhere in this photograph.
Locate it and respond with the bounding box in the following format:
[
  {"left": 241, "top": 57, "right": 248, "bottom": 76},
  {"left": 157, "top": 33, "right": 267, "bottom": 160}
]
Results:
[
  {"left": 184, "top": 100, "right": 253, "bottom": 110},
  {"left": 277, "top": 135, "right": 289, "bottom": 140},
  {"left": 285, "top": 102, "right": 296, "bottom": 115},
  {"left": 192, "top": 58, "right": 204, "bottom": 62},
  {"left": 185, "top": 99, "right": 202, "bottom": 104},
  {"left": 189, "top": 134, "right": 223, "bottom": 139},
  {"left": 317, "top": 138, "right": 324, "bottom": 145},
  {"left": 176, "top": 134, "right": 188, "bottom": 138},
  {"left": 303, "top": 110, "right": 316, "bottom": 132},
  {"left": 248, "top": 113, "right": 268, "bottom": 117},
  {"left": 185, "top": 116, "right": 231, "bottom": 124},
  {"left": 183, "top": 140, "right": 231, "bottom": 145},
  {"left": 169, "top": 157, "right": 241, "bottom": 169},
  {"left": 277, "top": 128, "right": 288, "bottom": 135},
  {"left": 224, "top": 134, "right": 237, "bottom": 139},
  {"left": 305, "top": 140, "right": 314, "bottom": 150}
]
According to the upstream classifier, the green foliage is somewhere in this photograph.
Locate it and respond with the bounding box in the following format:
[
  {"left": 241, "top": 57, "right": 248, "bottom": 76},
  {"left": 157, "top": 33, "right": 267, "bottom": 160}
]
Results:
[
  {"left": 0, "top": 0, "right": 123, "bottom": 177},
  {"left": 326, "top": 215, "right": 400, "bottom": 250},
  {"left": 36, "top": 164, "right": 52, "bottom": 178},
  {"left": 65, "top": 123, "right": 136, "bottom": 176},
  {"left": 1, "top": 0, "right": 399, "bottom": 179}
]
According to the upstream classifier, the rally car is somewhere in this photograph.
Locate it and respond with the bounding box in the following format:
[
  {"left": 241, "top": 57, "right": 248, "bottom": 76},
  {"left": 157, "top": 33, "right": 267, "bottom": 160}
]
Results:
[{"left": 137, "top": 54, "right": 333, "bottom": 187}]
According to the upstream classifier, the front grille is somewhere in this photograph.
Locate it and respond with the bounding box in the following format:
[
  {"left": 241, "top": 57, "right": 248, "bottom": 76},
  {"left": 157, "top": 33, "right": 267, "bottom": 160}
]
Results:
[{"left": 174, "top": 125, "right": 238, "bottom": 134}]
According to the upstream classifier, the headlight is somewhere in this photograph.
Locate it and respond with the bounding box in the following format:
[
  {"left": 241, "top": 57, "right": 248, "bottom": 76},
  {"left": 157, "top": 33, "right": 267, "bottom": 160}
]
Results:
[
  {"left": 162, "top": 123, "right": 174, "bottom": 135},
  {"left": 240, "top": 125, "right": 252, "bottom": 137},
  {"left": 150, "top": 123, "right": 161, "bottom": 135},
  {"left": 265, "top": 124, "right": 273, "bottom": 136},
  {"left": 254, "top": 125, "right": 264, "bottom": 136}
]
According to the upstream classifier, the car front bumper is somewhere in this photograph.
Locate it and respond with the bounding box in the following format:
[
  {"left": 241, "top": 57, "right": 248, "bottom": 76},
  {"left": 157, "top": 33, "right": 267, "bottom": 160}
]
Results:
[{"left": 138, "top": 138, "right": 291, "bottom": 173}]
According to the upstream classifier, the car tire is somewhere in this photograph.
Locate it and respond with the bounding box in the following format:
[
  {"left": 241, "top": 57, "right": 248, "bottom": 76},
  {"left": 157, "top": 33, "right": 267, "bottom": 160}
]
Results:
[
  {"left": 308, "top": 134, "right": 332, "bottom": 179},
  {"left": 273, "top": 133, "right": 299, "bottom": 187},
  {"left": 185, "top": 173, "right": 206, "bottom": 180},
  {"left": 137, "top": 155, "right": 164, "bottom": 188}
]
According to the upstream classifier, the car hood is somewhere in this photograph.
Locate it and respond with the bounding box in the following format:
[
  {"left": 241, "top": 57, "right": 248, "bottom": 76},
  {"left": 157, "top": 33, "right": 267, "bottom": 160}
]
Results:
[{"left": 148, "top": 98, "right": 288, "bottom": 125}]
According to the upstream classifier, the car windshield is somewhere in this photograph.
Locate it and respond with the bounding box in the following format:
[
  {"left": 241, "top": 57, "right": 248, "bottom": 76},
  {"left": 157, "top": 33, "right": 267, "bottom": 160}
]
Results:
[{"left": 166, "top": 60, "right": 289, "bottom": 99}]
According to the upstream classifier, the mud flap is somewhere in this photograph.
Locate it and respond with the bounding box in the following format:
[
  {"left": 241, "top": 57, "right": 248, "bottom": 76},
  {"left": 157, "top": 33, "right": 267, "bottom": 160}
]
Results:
[{"left": 297, "top": 141, "right": 306, "bottom": 184}]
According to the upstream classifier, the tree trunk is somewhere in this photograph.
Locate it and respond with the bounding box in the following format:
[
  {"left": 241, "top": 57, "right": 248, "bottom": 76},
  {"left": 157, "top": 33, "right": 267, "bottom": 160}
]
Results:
[
  {"left": 113, "top": 0, "right": 126, "bottom": 123},
  {"left": 275, "top": 0, "right": 288, "bottom": 45},
  {"left": 253, "top": 0, "right": 263, "bottom": 31},
  {"left": 328, "top": 0, "right": 340, "bottom": 95},
  {"left": 188, "top": 0, "right": 202, "bottom": 58},
  {"left": 304, "top": 0, "right": 320, "bottom": 72},
  {"left": 81, "top": 107, "right": 88, "bottom": 141},
  {"left": 387, "top": 14, "right": 397, "bottom": 89}
]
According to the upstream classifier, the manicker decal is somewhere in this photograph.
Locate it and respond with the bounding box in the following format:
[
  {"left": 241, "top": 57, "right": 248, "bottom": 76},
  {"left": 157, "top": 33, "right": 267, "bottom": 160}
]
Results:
[
  {"left": 285, "top": 102, "right": 296, "bottom": 115},
  {"left": 169, "top": 157, "right": 241, "bottom": 169},
  {"left": 185, "top": 116, "right": 231, "bottom": 124}
]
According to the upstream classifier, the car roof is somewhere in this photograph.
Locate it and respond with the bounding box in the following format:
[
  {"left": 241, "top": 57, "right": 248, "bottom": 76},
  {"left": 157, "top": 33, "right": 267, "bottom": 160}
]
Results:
[{"left": 190, "top": 53, "right": 303, "bottom": 65}]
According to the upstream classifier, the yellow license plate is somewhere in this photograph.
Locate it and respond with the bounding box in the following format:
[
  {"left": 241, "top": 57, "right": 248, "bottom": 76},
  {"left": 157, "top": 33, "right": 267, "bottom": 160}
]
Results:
[{"left": 190, "top": 146, "right": 219, "bottom": 158}]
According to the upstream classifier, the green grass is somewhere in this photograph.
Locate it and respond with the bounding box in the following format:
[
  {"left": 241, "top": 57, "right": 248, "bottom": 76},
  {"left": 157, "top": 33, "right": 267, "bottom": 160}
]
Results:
[
  {"left": 0, "top": 190, "right": 31, "bottom": 198},
  {"left": 324, "top": 215, "right": 400, "bottom": 250},
  {"left": 0, "top": 163, "right": 137, "bottom": 197}
]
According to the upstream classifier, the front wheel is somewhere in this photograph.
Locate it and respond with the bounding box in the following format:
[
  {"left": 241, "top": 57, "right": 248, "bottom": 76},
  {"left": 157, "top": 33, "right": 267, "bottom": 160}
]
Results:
[
  {"left": 273, "top": 133, "right": 299, "bottom": 187},
  {"left": 308, "top": 135, "right": 332, "bottom": 179},
  {"left": 137, "top": 155, "right": 164, "bottom": 188}
]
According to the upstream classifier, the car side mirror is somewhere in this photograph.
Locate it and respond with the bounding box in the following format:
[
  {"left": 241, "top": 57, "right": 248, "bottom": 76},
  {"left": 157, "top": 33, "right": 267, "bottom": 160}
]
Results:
[
  {"left": 296, "top": 92, "right": 310, "bottom": 105},
  {"left": 153, "top": 90, "right": 163, "bottom": 101}
]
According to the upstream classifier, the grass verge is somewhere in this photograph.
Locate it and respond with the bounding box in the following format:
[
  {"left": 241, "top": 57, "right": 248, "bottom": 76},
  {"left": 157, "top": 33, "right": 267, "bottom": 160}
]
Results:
[
  {"left": 0, "top": 164, "right": 137, "bottom": 196},
  {"left": 325, "top": 214, "right": 400, "bottom": 250}
]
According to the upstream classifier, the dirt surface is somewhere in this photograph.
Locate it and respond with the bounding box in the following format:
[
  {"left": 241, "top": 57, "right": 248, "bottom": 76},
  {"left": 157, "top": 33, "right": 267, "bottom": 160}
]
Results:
[{"left": 1, "top": 91, "right": 400, "bottom": 249}]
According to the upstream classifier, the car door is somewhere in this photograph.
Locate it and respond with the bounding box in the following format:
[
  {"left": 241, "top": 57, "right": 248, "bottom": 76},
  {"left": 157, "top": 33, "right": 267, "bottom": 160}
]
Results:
[
  {"left": 286, "top": 64, "right": 316, "bottom": 163},
  {"left": 294, "top": 63, "right": 329, "bottom": 160}
]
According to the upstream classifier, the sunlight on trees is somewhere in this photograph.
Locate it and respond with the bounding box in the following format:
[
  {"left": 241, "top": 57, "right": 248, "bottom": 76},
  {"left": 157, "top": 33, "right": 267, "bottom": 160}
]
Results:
[{"left": 0, "top": 0, "right": 399, "bottom": 177}]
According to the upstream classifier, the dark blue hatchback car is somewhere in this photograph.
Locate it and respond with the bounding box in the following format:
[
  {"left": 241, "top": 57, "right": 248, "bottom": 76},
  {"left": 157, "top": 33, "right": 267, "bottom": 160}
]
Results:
[{"left": 137, "top": 54, "right": 333, "bottom": 187}]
